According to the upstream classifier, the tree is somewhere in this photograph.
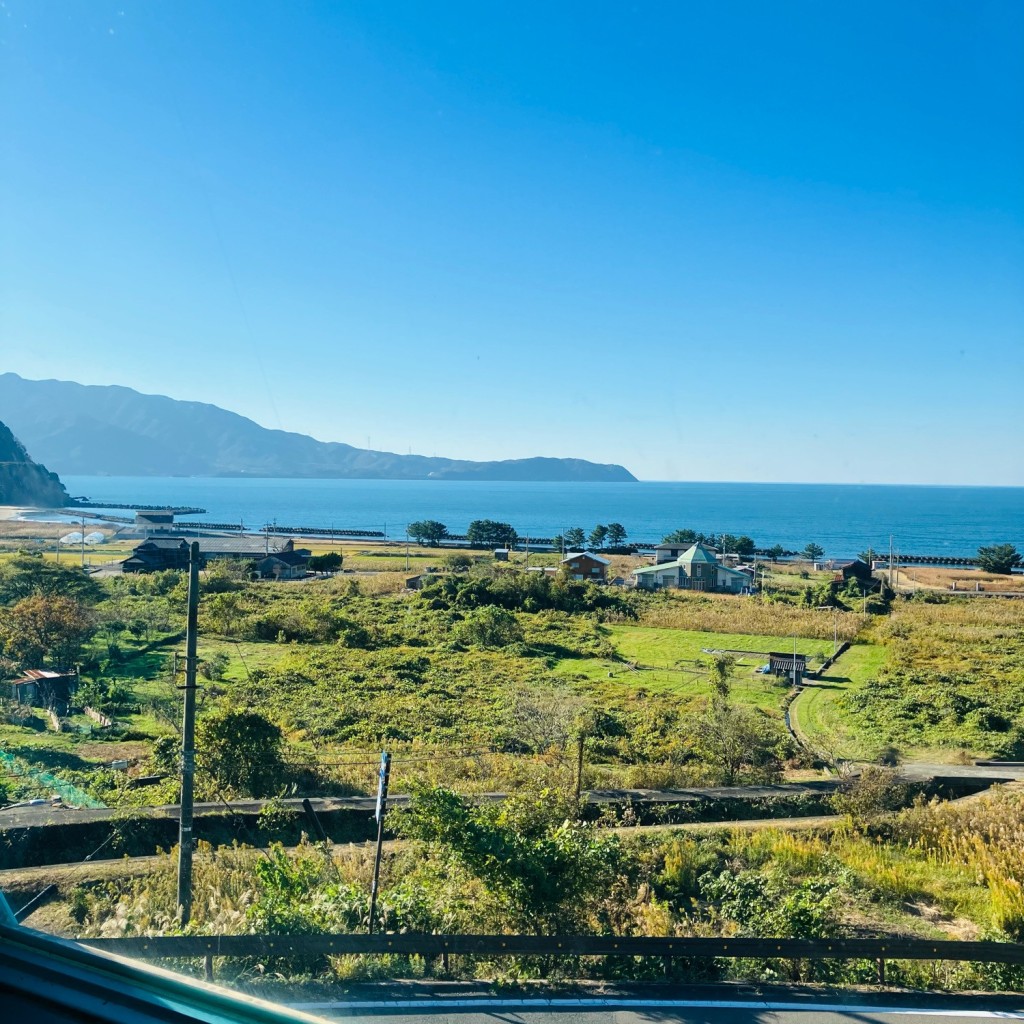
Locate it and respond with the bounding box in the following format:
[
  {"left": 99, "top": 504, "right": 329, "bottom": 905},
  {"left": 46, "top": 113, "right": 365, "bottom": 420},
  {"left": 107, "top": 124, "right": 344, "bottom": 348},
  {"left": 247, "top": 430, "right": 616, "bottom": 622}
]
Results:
[
  {"left": 466, "top": 519, "right": 518, "bottom": 549},
  {"left": 769, "top": 544, "right": 785, "bottom": 562},
  {"left": 802, "top": 542, "right": 825, "bottom": 562},
  {"left": 408, "top": 520, "right": 449, "bottom": 547},
  {"left": 197, "top": 708, "right": 288, "bottom": 797},
  {"left": 308, "top": 552, "right": 343, "bottom": 573},
  {"left": 1, "top": 594, "right": 95, "bottom": 670},
  {"left": 833, "top": 766, "right": 911, "bottom": 823},
  {"left": 858, "top": 547, "right": 880, "bottom": 566},
  {"left": 588, "top": 524, "right": 609, "bottom": 550},
  {"left": 202, "top": 560, "right": 247, "bottom": 593},
  {"left": 663, "top": 529, "right": 697, "bottom": 545},
  {"left": 687, "top": 694, "right": 787, "bottom": 785},
  {"left": 734, "top": 535, "right": 756, "bottom": 557},
  {"left": 443, "top": 552, "right": 473, "bottom": 572},
  {"left": 503, "top": 684, "right": 595, "bottom": 756},
  {"left": 0, "top": 553, "right": 103, "bottom": 606},
  {"left": 606, "top": 522, "right": 627, "bottom": 547},
  {"left": 456, "top": 606, "right": 524, "bottom": 649},
  {"left": 707, "top": 654, "right": 734, "bottom": 699},
  {"left": 205, "top": 591, "right": 244, "bottom": 636},
  {"left": 977, "top": 544, "right": 1022, "bottom": 575},
  {"left": 395, "top": 786, "right": 619, "bottom": 934},
  {"left": 564, "top": 527, "right": 586, "bottom": 550}
]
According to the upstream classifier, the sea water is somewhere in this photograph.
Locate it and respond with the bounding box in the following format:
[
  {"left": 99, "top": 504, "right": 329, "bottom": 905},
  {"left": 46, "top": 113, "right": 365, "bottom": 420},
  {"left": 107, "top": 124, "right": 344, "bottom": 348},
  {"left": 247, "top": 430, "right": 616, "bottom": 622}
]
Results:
[{"left": 50, "top": 476, "right": 1023, "bottom": 559}]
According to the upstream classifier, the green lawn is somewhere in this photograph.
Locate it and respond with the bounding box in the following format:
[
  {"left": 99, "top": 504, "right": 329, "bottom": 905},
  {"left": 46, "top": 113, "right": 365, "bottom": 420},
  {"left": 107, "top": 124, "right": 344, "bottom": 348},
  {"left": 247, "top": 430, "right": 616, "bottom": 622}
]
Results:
[
  {"left": 553, "top": 624, "right": 830, "bottom": 714},
  {"left": 789, "top": 642, "right": 888, "bottom": 759}
]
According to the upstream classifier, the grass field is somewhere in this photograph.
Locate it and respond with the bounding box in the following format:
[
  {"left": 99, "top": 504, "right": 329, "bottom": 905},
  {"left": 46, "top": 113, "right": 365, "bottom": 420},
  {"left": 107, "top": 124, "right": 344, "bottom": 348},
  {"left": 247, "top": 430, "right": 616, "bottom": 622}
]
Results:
[
  {"left": 553, "top": 624, "right": 828, "bottom": 714},
  {"left": 789, "top": 642, "right": 889, "bottom": 759}
]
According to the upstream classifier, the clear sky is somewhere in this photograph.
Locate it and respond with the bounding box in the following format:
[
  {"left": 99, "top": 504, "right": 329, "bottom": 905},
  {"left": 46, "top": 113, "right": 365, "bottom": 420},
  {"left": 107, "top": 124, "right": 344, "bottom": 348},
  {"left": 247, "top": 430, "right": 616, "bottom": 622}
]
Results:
[{"left": 1, "top": 2, "right": 1022, "bottom": 483}]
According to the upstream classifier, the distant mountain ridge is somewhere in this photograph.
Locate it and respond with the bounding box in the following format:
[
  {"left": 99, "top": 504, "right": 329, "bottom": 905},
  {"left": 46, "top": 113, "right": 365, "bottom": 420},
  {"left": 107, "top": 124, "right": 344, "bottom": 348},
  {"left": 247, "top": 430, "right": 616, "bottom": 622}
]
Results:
[
  {"left": 0, "top": 374, "right": 637, "bottom": 482},
  {"left": 0, "top": 418, "right": 69, "bottom": 506}
]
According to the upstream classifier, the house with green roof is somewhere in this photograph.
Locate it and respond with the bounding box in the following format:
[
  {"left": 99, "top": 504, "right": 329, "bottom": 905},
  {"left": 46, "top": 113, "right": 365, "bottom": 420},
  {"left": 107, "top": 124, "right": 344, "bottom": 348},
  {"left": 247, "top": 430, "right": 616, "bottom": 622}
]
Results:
[{"left": 632, "top": 542, "right": 750, "bottom": 593}]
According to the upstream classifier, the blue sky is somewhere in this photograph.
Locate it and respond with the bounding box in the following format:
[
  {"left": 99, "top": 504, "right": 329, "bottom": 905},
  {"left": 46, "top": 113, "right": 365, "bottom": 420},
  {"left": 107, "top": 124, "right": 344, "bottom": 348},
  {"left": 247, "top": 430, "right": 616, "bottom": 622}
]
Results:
[{"left": 1, "top": 1, "right": 1022, "bottom": 483}]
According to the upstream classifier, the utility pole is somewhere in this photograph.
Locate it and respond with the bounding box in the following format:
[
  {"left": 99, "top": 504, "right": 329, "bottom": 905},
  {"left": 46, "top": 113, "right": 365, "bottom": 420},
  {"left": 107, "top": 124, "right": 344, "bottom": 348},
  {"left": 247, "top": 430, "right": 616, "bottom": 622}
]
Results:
[
  {"left": 176, "top": 541, "right": 201, "bottom": 926},
  {"left": 368, "top": 751, "right": 391, "bottom": 934},
  {"left": 888, "top": 534, "right": 894, "bottom": 590},
  {"left": 574, "top": 733, "right": 586, "bottom": 803},
  {"left": 81, "top": 516, "right": 86, "bottom": 569}
]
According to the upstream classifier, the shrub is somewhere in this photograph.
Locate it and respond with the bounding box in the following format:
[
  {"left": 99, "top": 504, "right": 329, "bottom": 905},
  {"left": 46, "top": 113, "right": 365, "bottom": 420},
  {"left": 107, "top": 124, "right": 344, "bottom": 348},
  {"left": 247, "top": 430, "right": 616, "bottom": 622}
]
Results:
[{"left": 833, "top": 766, "right": 911, "bottom": 823}]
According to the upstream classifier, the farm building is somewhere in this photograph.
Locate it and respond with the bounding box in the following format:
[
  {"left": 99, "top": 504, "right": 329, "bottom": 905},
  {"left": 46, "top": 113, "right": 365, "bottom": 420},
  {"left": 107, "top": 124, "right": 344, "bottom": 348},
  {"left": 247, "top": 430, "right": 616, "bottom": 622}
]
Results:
[
  {"left": 10, "top": 669, "right": 77, "bottom": 714},
  {"left": 768, "top": 652, "right": 808, "bottom": 682},
  {"left": 123, "top": 538, "right": 190, "bottom": 573},
  {"left": 561, "top": 551, "right": 610, "bottom": 581},
  {"left": 813, "top": 558, "right": 872, "bottom": 582},
  {"left": 124, "top": 536, "right": 296, "bottom": 573},
  {"left": 257, "top": 549, "right": 310, "bottom": 580},
  {"left": 633, "top": 542, "right": 749, "bottom": 593},
  {"left": 493, "top": 549, "right": 509, "bottom": 561},
  {"left": 406, "top": 571, "right": 448, "bottom": 590}
]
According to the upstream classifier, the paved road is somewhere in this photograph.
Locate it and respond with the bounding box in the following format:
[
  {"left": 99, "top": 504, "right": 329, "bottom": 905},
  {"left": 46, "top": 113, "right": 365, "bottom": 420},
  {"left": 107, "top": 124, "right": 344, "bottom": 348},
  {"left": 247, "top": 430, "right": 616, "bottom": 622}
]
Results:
[{"left": 290, "top": 995, "right": 1024, "bottom": 1023}]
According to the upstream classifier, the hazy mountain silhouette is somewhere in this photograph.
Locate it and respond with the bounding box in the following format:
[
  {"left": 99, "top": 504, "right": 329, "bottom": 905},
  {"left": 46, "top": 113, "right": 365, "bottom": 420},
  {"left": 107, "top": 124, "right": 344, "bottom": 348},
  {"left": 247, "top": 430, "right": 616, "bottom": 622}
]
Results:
[
  {"left": 0, "top": 418, "right": 69, "bottom": 506},
  {"left": 0, "top": 374, "right": 636, "bottom": 482}
]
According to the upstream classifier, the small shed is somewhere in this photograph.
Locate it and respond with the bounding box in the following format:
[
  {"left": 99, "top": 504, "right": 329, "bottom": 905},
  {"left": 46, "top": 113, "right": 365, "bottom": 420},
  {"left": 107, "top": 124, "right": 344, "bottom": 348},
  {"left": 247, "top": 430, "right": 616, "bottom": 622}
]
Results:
[
  {"left": 835, "top": 558, "right": 872, "bottom": 582},
  {"left": 493, "top": 549, "right": 509, "bottom": 561},
  {"left": 768, "top": 652, "right": 808, "bottom": 682},
  {"left": 813, "top": 558, "right": 872, "bottom": 582},
  {"left": 10, "top": 670, "right": 77, "bottom": 713}
]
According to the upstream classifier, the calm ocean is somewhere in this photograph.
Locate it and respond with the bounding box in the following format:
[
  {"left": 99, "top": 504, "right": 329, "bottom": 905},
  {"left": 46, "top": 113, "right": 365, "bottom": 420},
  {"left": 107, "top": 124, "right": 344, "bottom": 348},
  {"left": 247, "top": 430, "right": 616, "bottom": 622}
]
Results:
[{"left": 54, "top": 476, "right": 1023, "bottom": 559}]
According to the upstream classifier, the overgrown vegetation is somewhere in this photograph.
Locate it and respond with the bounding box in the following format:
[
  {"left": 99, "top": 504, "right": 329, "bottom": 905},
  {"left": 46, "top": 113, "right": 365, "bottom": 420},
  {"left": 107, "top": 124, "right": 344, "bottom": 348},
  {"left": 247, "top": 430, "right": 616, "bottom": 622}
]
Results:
[
  {"left": 60, "top": 783, "right": 1024, "bottom": 993},
  {"left": 3, "top": 544, "right": 1023, "bottom": 992}
]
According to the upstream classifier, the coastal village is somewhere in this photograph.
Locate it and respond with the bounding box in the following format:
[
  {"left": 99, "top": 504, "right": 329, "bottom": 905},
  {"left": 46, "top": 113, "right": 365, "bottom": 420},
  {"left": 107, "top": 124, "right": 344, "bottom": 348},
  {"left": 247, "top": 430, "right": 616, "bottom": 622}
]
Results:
[{"left": 0, "top": 445, "right": 1023, "bottom": 998}]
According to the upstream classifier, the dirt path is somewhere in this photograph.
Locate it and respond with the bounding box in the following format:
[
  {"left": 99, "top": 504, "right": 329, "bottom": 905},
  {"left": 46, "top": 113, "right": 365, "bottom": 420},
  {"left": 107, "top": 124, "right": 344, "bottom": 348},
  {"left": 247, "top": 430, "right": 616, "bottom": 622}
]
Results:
[{"left": 0, "top": 814, "right": 844, "bottom": 901}]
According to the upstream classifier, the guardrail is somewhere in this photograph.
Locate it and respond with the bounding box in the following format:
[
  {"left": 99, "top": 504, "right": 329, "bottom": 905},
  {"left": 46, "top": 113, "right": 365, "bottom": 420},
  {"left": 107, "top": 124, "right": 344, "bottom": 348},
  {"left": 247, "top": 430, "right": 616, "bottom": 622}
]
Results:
[{"left": 81, "top": 932, "right": 1024, "bottom": 978}]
